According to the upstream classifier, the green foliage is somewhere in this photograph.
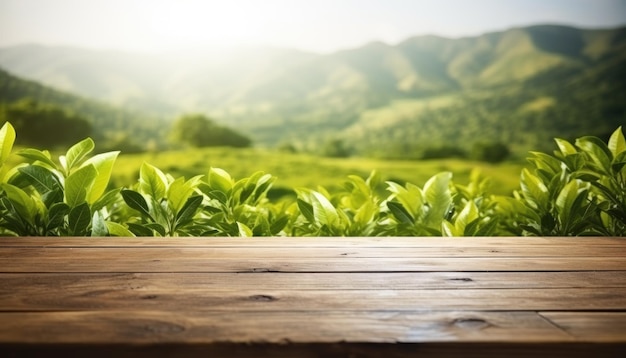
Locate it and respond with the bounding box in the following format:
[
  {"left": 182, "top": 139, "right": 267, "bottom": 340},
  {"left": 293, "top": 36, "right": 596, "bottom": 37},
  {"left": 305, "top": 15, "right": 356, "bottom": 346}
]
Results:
[
  {"left": 170, "top": 114, "right": 251, "bottom": 148},
  {"left": 497, "top": 127, "right": 626, "bottom": 236},
  {"left": 471, "top": 142, "right": 511, "bottom": 163},
  {"left": 4, "top": 24, "right": 625, "bottom": 160},
  {"left": 0, "top": 99, "right": 91, "bottom": 148},
  {"left": 0, "top": 68, "right": 167, "bottom": 152},
  {"left": 320, "top": 139, "right": 351, "bottom": 158},
  {"left": 1, "top": 122, "right": 625, "bottom": 237},
  {"left": 0, "top": 123, "right": 124, "bottom": 236}
]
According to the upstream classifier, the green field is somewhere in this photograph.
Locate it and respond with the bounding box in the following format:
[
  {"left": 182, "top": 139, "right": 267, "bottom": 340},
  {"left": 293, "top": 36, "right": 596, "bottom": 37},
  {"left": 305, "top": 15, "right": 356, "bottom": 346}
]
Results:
[{"left": 111, "top": 147, "right": 525, "bottom": 198}]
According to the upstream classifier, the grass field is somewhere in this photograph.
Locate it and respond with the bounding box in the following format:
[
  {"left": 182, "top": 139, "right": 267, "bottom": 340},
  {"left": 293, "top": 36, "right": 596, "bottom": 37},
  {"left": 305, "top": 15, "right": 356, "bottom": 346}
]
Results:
[{"left": 111, "top": 147, "right": 525, "bottom": 198}]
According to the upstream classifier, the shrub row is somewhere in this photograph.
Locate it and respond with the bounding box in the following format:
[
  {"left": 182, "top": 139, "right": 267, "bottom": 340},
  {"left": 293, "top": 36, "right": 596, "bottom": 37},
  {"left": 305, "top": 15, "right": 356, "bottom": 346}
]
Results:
[{"left": 0, "top": 122, "right": 624, "bottom": 237}]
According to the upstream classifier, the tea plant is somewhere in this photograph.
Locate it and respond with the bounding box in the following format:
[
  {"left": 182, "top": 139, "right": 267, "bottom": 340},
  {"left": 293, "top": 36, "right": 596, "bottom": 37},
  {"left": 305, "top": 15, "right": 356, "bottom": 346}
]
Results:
[
  {"left": 1, "top": 120, "right": 624, "bottom": 237},
  {"left": 0, "top": 122, "right": 127, "bottom": 236},
  {"left": 497, "top": 127, "right": 626, "bottom": 236}
]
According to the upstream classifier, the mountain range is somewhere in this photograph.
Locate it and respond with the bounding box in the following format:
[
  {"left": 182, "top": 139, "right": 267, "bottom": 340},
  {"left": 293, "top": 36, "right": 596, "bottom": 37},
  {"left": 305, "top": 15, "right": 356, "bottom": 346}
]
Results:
[{"left": 1, "top": 24, "right": 625, "bottom": 156}]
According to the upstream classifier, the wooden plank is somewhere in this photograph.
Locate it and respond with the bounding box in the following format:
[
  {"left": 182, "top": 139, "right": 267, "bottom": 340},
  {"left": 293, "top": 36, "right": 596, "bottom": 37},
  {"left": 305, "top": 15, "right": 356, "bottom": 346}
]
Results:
[
  {"left": 3, "top": 271, "right": 624, "bottom": 293},
  {"left": 540, "top": 312, "right": 626, "bottom": 342},
  {"left": 9, "top": 311, "right": 622, "bottom": 357},
  {"left": 2, "top": 250, "right": 625, "bottom": 272},
  {"left": 1, "top": 236, "right": 624, "bottom": 248},
  {"left": 0, "top": 310, "right": 573, "bottom": 343},
  {"left": 3, "top": 245, "right": 625, "bottom": 258},
  {"left": 1, "top": 283, "right": 625, "bottom": 311}
]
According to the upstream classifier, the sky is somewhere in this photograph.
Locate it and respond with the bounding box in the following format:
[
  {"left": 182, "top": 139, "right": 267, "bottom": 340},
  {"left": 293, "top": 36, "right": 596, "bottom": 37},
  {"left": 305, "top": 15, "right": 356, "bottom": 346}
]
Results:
[{"left": 1, "top": 0, "right": 626, "bottom": 54}]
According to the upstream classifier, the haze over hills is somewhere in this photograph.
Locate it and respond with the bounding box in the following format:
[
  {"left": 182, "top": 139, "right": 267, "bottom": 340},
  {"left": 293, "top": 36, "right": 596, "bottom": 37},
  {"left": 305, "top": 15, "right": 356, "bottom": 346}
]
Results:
[
  {"left": 0, "top": 68, "right": 168, "bottom": 151},
  {"left": 1, "top": 24, "right": 625, "bottom": 156}
]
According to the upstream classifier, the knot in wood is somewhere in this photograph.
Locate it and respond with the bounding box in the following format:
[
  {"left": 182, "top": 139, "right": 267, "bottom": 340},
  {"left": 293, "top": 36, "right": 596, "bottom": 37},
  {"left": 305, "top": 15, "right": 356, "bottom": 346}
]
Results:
[
  {"left": 248, "top": 294, "right": 278, "bottom": 302},
  {"left": 452, "top": 317, "right": 491, "bottom": 330}
]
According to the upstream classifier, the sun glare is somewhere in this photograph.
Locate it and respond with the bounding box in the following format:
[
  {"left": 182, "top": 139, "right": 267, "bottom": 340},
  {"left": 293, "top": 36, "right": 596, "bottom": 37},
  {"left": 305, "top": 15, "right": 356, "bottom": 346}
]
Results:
[{"left": 140, "top": 1, "right": 270, "bottom": 50}]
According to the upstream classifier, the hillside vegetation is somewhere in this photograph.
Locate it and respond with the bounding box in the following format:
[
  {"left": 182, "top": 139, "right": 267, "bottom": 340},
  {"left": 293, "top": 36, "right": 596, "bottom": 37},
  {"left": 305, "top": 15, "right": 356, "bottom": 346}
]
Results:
[
  {"left": 0, "top": 68, "right": 167, "bottom": 151},
  {"left": 1, "top": 122, "right": 624, "bottom": 237},
  {"left": 1, "top": 25, "right": 625, "bottom": 158}
]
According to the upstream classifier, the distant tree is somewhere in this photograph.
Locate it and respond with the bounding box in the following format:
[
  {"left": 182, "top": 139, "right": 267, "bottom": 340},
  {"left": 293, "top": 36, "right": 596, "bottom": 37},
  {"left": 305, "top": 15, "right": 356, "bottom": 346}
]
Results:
[
  {"left": 471, "top": 141, "right": 510, "bottom": 163},
  {"left": 277, "top": 142, "right": 298, "bottom": 153},
  {"left": 321, "top": 138, "right": 351, "bottom": 158},
  {"left": 170, "top": 114, "right": 251, "bottom": 148},
  {"left": 0, "top": 98, "right": 91, "bottom": 148}
]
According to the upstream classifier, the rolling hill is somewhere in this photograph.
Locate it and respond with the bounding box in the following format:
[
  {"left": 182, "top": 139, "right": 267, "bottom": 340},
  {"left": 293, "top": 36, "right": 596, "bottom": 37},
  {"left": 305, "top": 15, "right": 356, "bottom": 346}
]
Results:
[
  {"left": 0, "top": 68, "right": 168, "bottom": 151},
  {"left": 1, "top": 24, "right": 625, "bottom": 156}
]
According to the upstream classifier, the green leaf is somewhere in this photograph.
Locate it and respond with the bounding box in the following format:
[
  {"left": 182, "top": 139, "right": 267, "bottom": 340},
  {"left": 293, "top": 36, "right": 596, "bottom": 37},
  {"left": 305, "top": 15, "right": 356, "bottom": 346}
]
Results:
[
  {"left": 68, "top": 202, "right": 91, "bottom": 236},
  {"left": 454, "top": 200, "right": 479, "bottom": 233},
  {"left": 612, "top": 151, "right": 626, "bottom": 173},
  {"left": 387, "top": 201, "right": 413, "bottom": 224},
  {"left": 121, "top": 190, "right": 153, "bottom": 220},
  {"left": 0, "top": 183, "right": 37, "bottom": 223},
  {"left": 554, "top": 138, "right": 577, "bottom": 156},
  {"left": 46, "top": 202, "right": 70, "bottom": 232},
  {"left": 348, "top": 175, "right": 371, "bottom": 198},
  {"left": 17, "top": 165, "right": 62, "bottom": 195},
  {"left": 520, "top": 168, "right": 549, "bottom": 211},
  {"left": 127, "top": 222, "right": 155, "bottom": 237},
  {"left": 238, "top": 181, "right": 255, "bottom": 203},
  {"left": 269, "top": 215, "right": 289, "bottom": 235},
  {"left": 105, "top": 222, "right": 135, "bottom": 237},
  {"left": 310, "top": 190, "right": 339, "bottom": 227},
  {"left": 528, "top": 152, "right": 562, "bottom": 176},
  {"left": 0, "top": 122, "right": 16, "bottom": 167},
  {"left": 17, "top": 148, "right": 58, "bottom": 169},
  {"left": 472, "top": 218, "right": 499, "bottom": 236},
  {"left": 252, "top": 174, "right": 275, "bottom": 202},
  {"left": 144, "top": 223, "right": 167, "bottom": 236},
  {"left": 353, "top": 200, "right": 376, "bottom": 226},
  {"left": 64, "top": 164, "right": 97, "bottom": 207},
  {"left": 441, "top": 220, "right": 457, "bottom": 237},
  {"left": 91, "top": 188, "right": 121, "bottom": 213},
  {"left": 91, "top": 211, "right": 108, "bottom": 237},
  {"left": 555, "top": 180, "right": 581, "bottom": 229},
  {"left": 423, "top": 172, "right": 452, "bottom": 228},
  {"left": 175, "top": 195, "right": 203, "bottom": 227},
  {"left": 576, "top": 136, "right": 613, "bottom": 174},
  {"left": 386, "top": 181, "right": 422, "bottom": 219},
  {"left": 82, "top": 151, "right": 119, "bottom": 204},
  {"left": 40, "top": 189, "right": 63, "bottom": 209},
  {"left": 297, "top": 198, "right": 315, "bottom": 223},
  {"left": 608, "top": 126, "right": 625, "bottom": 158},
  {"left": 237, "top": 222, "right": 253, "bottom": 237},
  {"left": 139, "top": 162, "right": 168, "bottom": 199},
  {"left": 167, "top": 175, "right": 203, "bottom": 214},
  {"left": 62, "top": 138, "right": 95, "bottom": 173},
  {"left": 562, "top": 153, "right": 585, "bottom": 172},
  {"left": 208, "top": 167, "right": 233, "bottom": 194}
]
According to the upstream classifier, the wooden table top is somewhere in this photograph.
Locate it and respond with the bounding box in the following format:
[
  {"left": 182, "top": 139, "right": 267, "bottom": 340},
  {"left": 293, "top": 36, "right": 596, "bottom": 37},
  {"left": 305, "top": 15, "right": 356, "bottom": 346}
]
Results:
[{"left": 1, "top": 236, "right": 625, "bottom": 357}]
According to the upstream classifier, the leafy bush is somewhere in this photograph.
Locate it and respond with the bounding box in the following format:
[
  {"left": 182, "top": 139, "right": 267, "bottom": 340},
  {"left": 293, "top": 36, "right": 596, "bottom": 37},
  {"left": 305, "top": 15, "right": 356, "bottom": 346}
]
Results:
[
  {"left": 170, "top": 114, "right": 251, "bottom": 148},
  {"left": 470, "top": 141, "right": 511, "bottom": 163},
  {"left": 1, "top": 121, "right": 624, "bottom": 237}
]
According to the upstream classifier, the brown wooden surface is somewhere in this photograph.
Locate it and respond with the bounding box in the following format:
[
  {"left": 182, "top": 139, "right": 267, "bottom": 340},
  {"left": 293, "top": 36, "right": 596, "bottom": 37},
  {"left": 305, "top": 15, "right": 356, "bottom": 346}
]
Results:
[{"left": 1, "top": 236, "right": 625, "bottom": 357}]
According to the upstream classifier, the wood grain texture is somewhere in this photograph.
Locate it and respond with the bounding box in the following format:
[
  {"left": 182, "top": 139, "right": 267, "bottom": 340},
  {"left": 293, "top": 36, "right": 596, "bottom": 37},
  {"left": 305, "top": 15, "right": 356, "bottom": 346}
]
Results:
[
  {"left": 2, "top": 286, "right": 625, "bottom": 311},
  {"left": 0, "top": 310, "right": 573, "bottom": 343},
  {"left": 2, "top": 271, "right": 624, "bottom": 291},
  {"left": 3, "top": 248, "right": 626, "bottom": 272},
  {"left": 540, "top": 312, "right": 626, "bottom": 341},
  {"left": 0, "top": 236, "right": 624, "bottom": 357}
]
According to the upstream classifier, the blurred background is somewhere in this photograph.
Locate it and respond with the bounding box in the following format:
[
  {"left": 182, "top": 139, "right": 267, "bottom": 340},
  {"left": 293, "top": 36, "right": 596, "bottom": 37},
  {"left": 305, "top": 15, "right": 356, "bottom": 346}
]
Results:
[{"left": 1, "top": 0, "right": 625, "bottom": 195}]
